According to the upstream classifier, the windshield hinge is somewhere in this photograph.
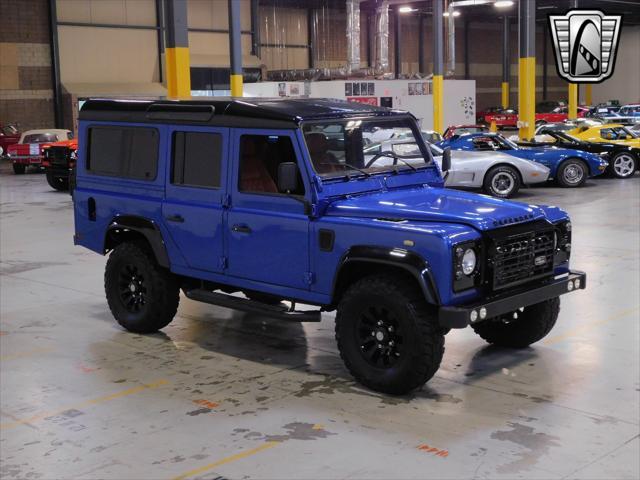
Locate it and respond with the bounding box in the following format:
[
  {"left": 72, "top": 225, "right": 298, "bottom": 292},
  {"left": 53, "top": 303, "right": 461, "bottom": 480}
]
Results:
[{"left": 304, "top": 271, "right": 315, "bottom": 285}]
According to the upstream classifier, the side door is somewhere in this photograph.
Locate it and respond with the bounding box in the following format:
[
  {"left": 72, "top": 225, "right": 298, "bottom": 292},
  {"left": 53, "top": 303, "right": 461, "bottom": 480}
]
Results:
[
  {"left": 162, "top": 126, "right": 228, "bottom": 273},
  {"left": 226, "top": 129, "right": 311, "bottom": 290}
]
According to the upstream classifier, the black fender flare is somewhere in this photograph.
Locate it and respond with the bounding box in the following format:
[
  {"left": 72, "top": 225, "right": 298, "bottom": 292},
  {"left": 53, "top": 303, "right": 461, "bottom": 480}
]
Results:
[
  {"left": 332, "top": 246, "right": 441, "bottom": 305},
  {"left": 104, "top": 215, "right": 169, "bottom": 268}
]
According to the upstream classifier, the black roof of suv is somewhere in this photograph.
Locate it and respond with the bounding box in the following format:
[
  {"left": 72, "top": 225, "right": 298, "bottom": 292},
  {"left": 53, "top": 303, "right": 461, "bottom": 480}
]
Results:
[{"left": 79, "top": 98, "right": 407, "bottom": 128}]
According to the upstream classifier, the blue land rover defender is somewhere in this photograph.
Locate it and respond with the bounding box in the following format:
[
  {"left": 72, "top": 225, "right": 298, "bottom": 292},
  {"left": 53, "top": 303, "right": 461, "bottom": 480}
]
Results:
[{"left": 74, "top": 98, "right": 585, "bottom": 394}]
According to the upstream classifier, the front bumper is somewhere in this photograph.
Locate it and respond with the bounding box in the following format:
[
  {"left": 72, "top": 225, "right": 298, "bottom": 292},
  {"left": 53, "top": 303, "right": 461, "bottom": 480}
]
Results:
[
  {"left": 11, "top": 155, "right": 42, "bottom": 165},
  {"left": 439, "top": 270, "right": 586, "bottom": 328}
]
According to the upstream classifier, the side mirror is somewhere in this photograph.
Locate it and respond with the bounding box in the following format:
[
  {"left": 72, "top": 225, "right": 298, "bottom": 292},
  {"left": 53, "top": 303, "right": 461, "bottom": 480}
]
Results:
[
  {"left": 277, "top": 162, "right": 300, "bottom": 193},
  {"left": 441, "top": 147, "right": 452, "bottom": 174}
]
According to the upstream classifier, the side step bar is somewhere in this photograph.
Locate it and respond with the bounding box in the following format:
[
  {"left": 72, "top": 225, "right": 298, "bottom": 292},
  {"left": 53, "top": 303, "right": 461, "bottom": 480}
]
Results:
[{"left": 183, "top": 289, "right": 322, "bottom": 322}]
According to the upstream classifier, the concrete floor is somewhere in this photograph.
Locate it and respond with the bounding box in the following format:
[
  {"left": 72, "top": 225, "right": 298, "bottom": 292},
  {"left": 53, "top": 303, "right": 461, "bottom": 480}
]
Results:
[{"left": 1, "top": 163, "right": 639, "bottom": 480}]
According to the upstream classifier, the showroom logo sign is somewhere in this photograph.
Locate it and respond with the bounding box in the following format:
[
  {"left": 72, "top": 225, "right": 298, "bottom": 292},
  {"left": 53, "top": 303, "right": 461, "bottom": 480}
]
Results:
[{"left": 548, "top": 9, "right": 622, "bottom": 83}]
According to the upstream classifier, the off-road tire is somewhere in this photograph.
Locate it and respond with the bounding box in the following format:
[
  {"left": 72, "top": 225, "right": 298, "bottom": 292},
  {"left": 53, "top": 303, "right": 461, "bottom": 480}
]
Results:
[
  {"left": 335, "top": 274, "right": 445, "bottom": 395},
  {"left": 471, "top": 297, "right": 560, "bottom": 348},
  {"left": 244, "top": 291, "right": 283, "bottom": 305},
  {"left": 12, "top": 164, "right": 26, "bottom": 174},
  {"left": 483, "top": 165, "right": 521, "bottom": 198},
  {"left": 46, "top": 172, "right": 69, "bottom": 191},
  {"left": 105, "top": 242, "right": 179, "bottom": 333},
  {"left": 557, "top": 159, "right": 588, "bottom": 187},
  {"left": 610, "top": 152, "right": 637, "bottom": 179}
]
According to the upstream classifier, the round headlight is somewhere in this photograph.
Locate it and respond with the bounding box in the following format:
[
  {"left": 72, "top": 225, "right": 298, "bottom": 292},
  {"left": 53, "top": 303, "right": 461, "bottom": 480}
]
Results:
[{"left": 461, "top": 248, "right": 477, "bottom": 275}]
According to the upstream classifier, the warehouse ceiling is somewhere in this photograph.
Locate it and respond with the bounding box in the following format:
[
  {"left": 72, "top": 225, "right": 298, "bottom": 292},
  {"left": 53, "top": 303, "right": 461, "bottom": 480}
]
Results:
[{"left": 259, "top": 0, "right": 640, "bottom": 25}]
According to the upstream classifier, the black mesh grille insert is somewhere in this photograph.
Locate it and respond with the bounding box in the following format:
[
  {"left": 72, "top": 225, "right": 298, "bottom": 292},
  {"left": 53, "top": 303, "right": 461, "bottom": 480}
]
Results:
[
  {"left": 489, "top": 226, "right": 555, "bottom": 290},
  {"left": 48, "top": 146, "right": 70, "bottom": 166}
]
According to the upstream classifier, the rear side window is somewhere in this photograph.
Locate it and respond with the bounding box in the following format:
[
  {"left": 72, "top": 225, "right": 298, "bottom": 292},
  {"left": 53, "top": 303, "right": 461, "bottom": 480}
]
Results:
[
  {"left": 172, "top": 132, "right": 222, "bottom": 188},
  {"left": 87, "top": 126, "right": 158, "bottom": 180}
]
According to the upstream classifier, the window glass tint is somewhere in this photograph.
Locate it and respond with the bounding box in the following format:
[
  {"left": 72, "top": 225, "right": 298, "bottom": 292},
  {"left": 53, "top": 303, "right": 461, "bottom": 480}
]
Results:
[
  {"left": 87, "top": 127, "right": 158, "bottom": 180},
  {"left": 238, "top": 134, "right": 304, "bottom": 195},
  {"left": 172, "top": 132, "right": 222, "bottom": 188},
  {"left": 23, "top": 133, "right": 57, "bottom": 143}
]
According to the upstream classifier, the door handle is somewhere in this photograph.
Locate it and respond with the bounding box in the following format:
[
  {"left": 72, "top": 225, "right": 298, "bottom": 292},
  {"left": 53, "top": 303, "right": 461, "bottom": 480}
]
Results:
[
  {"left": 165, "top": 214, "right": 184, "bottom": 223},
  {"left": 232, "top": 224, "right": 252, "bottom": 234}
]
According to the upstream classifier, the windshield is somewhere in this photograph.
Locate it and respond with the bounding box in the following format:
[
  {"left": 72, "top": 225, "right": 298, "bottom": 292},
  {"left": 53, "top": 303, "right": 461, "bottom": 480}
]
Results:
[
  {"left": 600, "top": 126, "right": 638, "bottom": 140},
  {"left": 302, "top": 118, "right": 432, "bottom": 178},
  {"left": 22, "top": 133, "right": 58, "bottom": 143},
  {"left": 2, "top": 126, "right": 18, "bottom": 135},
  {"left": 471, "top": 135, "right": 516, "bottom": 151}
]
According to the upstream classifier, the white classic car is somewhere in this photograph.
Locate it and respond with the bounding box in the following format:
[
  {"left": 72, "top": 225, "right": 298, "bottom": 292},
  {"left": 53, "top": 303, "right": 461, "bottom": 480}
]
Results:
[{"left": 363, "top": 138, "right": 550, "bottom": 198}]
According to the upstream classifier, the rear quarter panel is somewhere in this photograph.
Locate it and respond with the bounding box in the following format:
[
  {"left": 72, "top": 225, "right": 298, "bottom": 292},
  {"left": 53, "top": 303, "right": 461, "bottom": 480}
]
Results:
[{"left": 73, "top": 121, "right": 187, "bottom": 267}]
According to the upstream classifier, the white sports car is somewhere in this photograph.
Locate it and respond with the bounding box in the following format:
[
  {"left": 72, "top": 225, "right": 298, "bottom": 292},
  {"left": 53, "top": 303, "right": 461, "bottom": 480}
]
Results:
[{"left": 363, "top": 139, "right": 550, "bottom": 198}]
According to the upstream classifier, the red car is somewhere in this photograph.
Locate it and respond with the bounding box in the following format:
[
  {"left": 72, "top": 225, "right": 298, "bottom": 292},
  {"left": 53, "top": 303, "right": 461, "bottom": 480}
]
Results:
[
  {"left": 477, "top": 107, "right": 518, "bottom": 127},
  {"left": 7, "top": 129, "right": 72, "bottom": 174},
  {"left": 0, "top": 124, "right": 21, "bottom": 157},
  {"left": 41, "top": 138, "right": 78, "bottom": 191},
  {"left": 535, "top": 106, "right": 589, "bottom": 125},
  {"left": 478, "top": 106, "right": 589, "bottom": 128},
  {"left": 443, "top": 124, "right": 489, "bottom": 139}
]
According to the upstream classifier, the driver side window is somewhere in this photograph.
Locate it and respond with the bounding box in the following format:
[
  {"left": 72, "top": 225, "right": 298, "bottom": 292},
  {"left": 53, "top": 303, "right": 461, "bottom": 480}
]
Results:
[{"left": 238, "top": 134, "right": 305, "bottom": 196}]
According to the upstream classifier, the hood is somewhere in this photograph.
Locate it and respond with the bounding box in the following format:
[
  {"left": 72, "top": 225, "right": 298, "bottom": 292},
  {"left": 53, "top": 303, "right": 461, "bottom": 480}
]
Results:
[
  {"left": 43, "top": 139, "right": 78, "bottom": 149},
  {"left": 325, "top": 186, "right": 546, "bottom": 231}
]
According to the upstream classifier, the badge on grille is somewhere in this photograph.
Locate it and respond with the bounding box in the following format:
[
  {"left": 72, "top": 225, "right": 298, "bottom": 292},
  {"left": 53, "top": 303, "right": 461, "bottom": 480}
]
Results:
[
  {"left": 548, "top": 9, "right": 622, "bottom": 83},
  {"left": 534, "top": 255, "right": 547, "bottom": 267}
]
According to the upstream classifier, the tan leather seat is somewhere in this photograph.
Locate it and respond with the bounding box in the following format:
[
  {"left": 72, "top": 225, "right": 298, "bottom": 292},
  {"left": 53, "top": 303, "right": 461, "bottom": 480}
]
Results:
[
  {"left": 305, "top": 133, "right": 338, "bottom": 173},
  {"left": 239, "top": 138, "right": 278, "bottom": 193}
]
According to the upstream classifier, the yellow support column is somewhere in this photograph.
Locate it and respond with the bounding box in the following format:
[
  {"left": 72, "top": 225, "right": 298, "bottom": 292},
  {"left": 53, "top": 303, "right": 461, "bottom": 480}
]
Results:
[
  {"left": 568, "top": 83, "right": 578, "bottom": 119},
  {"left": 228, "top": 0, "right": 244, "bottom": 97},
  {"left": 433, "top": 75, "right": 444, "bottom": 134},
  {"left": 518, "top": 0, "right": 536, "bottom": 141},
  {"left": 585, "top": 84, "right": 593, "bottom": 106},
  {"left": 518, "top": 57, "right": 536, "bottom": 141},
  {"left": 166, "top": 47, "right": 191, "bottom": 98},
  {"left": 165, "top": 0, "right": 191, "bottom": 98},
  {"left": 501, "top": 82, "right": 510, "bottom": 109},
  {"left": 432, "top": 0, "right": 444, "bottom": 134}
]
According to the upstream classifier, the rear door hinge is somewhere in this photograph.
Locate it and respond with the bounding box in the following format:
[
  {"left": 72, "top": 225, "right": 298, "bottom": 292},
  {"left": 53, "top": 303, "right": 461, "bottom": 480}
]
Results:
[
  {"left": 219, "top": 256, "right": 228, "bottom": 270},
  {"left": 304, "top": 271, "right": 315, "bottom": 285},
  {"left": 222, "top": 194, "right": 231, "bottom": 208}
]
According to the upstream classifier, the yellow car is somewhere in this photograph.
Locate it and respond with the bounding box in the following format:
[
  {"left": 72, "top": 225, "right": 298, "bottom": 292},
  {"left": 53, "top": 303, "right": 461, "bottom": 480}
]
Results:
[{"left": 569, "top": 124, "right": 640, "bottom": 148}]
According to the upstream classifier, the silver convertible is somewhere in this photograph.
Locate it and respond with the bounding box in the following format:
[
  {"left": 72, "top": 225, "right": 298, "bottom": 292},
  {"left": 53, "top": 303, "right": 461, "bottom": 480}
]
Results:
[{"left": 363, "top": 138, "right": 550, "bottom": 198}]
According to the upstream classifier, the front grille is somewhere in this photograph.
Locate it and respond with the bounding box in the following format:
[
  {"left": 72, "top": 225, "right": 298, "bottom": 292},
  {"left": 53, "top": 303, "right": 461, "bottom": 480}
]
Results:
[
  {"left": 488, "top": 224, "right": 555, "bottom": 291},
  {"left": 48, "top": 147, "right": 70, "bottom": 166}
]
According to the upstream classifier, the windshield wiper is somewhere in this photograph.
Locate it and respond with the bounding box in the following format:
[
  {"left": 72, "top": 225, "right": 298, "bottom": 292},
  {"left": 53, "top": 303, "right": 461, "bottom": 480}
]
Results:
[
  {"left": 367, "top": 152, "right": 418, "bottom": 171},
  {"left": 320, "top": 162, "right": 371, "bottom": 177}
]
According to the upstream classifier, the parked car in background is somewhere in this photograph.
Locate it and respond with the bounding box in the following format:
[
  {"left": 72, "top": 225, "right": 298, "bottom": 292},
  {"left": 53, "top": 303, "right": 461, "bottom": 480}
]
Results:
[
  {"left": 0, "top": 124, "right": 21, "bottom": 158},
  {"left": 477, "top": 107, "right": 518, "bottom": 127},
  {"left": 569, "top": 124, "right": 640, "bottom": 148},
  {"left": 6, "top": 129, "right": 73, "bottom": 174},
  {"left": 42, "top": 138, "right": 78, "bottom": 191},
  {"left": 616, "top": 104, "right": 640, "bottom": 125},
  {"left": 438, "top": 132, "right": 608, "bottom": 188},
  {"left": 443, "top": 124, "right": 489, "bottom": 140},
  {"left": 535, "top": 105, "right": 589, "bottom": 125},
  {"left": 362, "top": 137, "right": 549, "bottom": 198},
  {"left": 518, "top": 127, "right": 638, "bottom": 179}
]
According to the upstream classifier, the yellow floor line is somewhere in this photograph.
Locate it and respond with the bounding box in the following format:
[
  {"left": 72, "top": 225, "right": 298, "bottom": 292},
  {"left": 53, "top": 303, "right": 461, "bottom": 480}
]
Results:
[
  {"left": 171, "top": 441, "right": 281, "bottom": 480},
  {"left": 544, "top": 306, "right": 640, "bottom": 346},
  {"left": 0, "top": 379, "right": 169, "bottom": 430},
  {"left": 0, "top": 347, "right": 54, "bottom": 361}
]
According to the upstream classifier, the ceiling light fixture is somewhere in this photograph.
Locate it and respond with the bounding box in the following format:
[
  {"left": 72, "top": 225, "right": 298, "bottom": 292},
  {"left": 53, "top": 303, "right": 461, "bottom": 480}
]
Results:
[
  {"left": 443, "top": 11, "right": 461, "bottom": 17},
  {"left": 494, "top": 1, "right": 514, "bottom": 7},
  {"left": 399, "top": 6, "right": 416, "bottom": 13}
]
